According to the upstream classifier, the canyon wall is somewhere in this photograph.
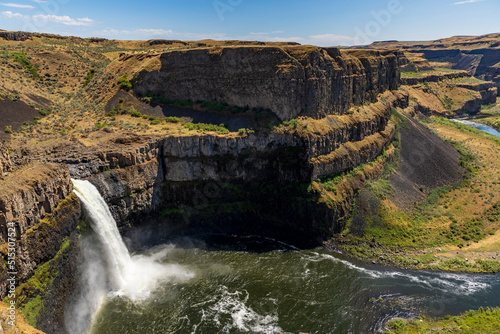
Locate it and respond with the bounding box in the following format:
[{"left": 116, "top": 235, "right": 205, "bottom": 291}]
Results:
[
  {"left": 118, "top": 46, "right": 400, "bottom": 120},
  {"left": 0, "top": 162, "right": 80, "bottom": 332},
  {"left": 414, "top": 49, "right": 500, "bottom": 95},
  {"left": 80, "top": 90, "right": 405, "bottom": 247}
]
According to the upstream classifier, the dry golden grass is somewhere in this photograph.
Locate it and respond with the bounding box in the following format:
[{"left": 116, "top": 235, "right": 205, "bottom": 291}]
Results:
[
  {"left": 425, "top": 122, "right": 500, "bottom": 257},
  {"left": 404, "top": 81, "right": 479, "bottom": 116}
]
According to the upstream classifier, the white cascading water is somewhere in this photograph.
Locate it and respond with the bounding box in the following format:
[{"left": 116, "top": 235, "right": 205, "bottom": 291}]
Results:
[
  {"left": 68, "top": 180, "right": 193, "bottom": 334},
  {"left": 72, "top": 179, "right": 132, "bottom": 290}
]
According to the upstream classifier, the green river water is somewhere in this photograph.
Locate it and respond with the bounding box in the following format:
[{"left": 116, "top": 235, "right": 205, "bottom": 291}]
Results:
[{"left": 86, "top": 234, "right": 500, "bottom": 334}]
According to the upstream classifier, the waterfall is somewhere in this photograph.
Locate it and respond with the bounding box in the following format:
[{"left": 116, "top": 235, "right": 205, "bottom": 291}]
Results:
[
  {"left": 72, "top": 179, "right": 132, "bottom": 290},
  {"left": 67, "top": 179, "right": 193, "bottom": 334}
]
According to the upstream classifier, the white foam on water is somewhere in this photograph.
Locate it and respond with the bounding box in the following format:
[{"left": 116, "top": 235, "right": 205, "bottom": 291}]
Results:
[
  {"left": 304, "top": 252, "right": 383, "bottom": 279},
  {"left": 306, "top": 251, "right": 492, "bottom": 295},
  {"left": 193, "top": 286, "right": 283, "bottom": 334}
]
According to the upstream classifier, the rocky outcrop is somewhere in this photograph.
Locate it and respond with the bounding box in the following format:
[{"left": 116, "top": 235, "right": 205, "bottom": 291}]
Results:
[
  {"left": 116, "top": 46, "right": 400, "bottom": 121},
  {"left": 454, "top": 81, "right": 498, "bottom": 105},
  {"left": 0, "top": 142, "right": 11, "bottom": 175},
  {"left": 0, "top": 31, "right": 66, "bottom": 41},
  {"left": 301, "top": 90, "right": 407, "bottom": 159},
  {"left": 475, "top": 49, "right": 500, "bottom": 93},
  {"left": 0, "top": 31, "right": 34, "bottom": 41},
  {"left": 0, "top": 162, "right": 80, "bottom": 333},
  {"left": 0, "top": 163, "right": 73, "bottom": 242},
  {"left": 0, "top": 162, "right": 79, "bottom": 294},
  {"left": 310, "top": 121, "right": 396, "bottom": 180},
  {"left": 88, "top": 159, "right": 164, "bottom": 224},
  {"left": 0, "top": 193, "right": 81, "bottom": 296}
]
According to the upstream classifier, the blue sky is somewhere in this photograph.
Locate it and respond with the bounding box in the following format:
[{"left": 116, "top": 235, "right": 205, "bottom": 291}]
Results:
[{"left": 0, "top": 0, "right": 499, "bottom": 46}]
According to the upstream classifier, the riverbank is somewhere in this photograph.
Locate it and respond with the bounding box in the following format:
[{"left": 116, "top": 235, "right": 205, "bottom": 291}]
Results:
[
  {"left": 386, "top": 307, "right": 500, "bottom": 333},
  {"left": 328, "top": 116, "right": 500, "bottom": 274},
  {"left": 476, "top": 98, "right": 500, "bottom": 131}
]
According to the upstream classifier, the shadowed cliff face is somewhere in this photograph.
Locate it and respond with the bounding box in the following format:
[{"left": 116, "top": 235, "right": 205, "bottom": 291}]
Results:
[{"left": 124, "top": 46, "right": 400, "bottom": 121}]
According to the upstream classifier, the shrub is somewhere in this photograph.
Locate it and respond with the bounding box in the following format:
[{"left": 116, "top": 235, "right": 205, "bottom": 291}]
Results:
[
  {"left": 173, "top": 99, "right": 194, "bottom": 107},
  {"left": 84, "top": 69, "right": 95, "bottom": 87},
  {"left": 238, "top": 128, "right": 256, "bottom": 136},
  {"left": 126, "top": 109, "right": 142, "bottom": 117},
  {"left": 4, "top": 126, "right": 12, "bottom": 134},
  {"left": 165, "top": 116, "right": 180, "bottom": 123},
  {"left": 184, "top": 122, "right": 229, "bottom": 134},
  {"left": 282, "top": 119, "right": 299, "bottom": 129},
  {"left": 388, "top": 319, "right": 406, "bottom": 331},
  {"left": 117, "top": 74, "right": 132, "bottom": 90},
  {"left": 96, "top": 122, "right": 108, "bottom": 129}
]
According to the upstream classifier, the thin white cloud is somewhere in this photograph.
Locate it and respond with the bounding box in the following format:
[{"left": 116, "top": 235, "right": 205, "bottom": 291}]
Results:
[
  {"left": 0, "top": 2, "right": 34, "bottom": 8},
  {"left": 454, "top": 0, "right": 485, "bottom": 4},
  {"left": 32, "top": 14, "right": 94, "bottom": 26},
  {"left": 307, "top": 34, "right": 357, "bottom": 46},
  {"left": 33, "top": 0, "right": 47, "bottom": 3},
  {"left": 1, "top": 11, "right": 94, "bottom": 26},
  {"left": 1, "top": 10, "right": 23, "bottom": 18}
]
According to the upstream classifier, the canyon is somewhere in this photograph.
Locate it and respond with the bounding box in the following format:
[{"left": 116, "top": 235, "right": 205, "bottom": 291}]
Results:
[{"left": 0, "top": 32, "right": 499, "bottom": 333}]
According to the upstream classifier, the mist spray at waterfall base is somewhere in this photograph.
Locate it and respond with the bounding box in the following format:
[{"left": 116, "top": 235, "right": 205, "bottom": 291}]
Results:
[{"left": 67, "top": 180, "right": 193, "bottom": 334}]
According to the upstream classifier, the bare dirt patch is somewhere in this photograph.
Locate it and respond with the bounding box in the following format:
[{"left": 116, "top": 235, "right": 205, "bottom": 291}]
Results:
[
  {"left": 390, "top": 116, "right": 464, "bottom": 211},
  {"left": 0, "top": 97, "right": 41, "bottom": 140}
]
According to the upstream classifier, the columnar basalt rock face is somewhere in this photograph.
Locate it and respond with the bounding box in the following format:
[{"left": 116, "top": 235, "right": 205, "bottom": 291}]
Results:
[
  {"left": 88, "top": 158, "right": 165, "bottom": 224},
  {"left": 0, "top": 163, "right": 73, "bottom": 242},
  {"left": 302, "top": 90, "right": 408, "bottom": 159},
  {"left": 0, "top": 171, "right": 80, "bottom": 300},
  {"left": 310, "top": 122, "right": 396, "bottom": 180},
  {"left": 126, "top": 46, "right": 401, "bottom": 120},
  {"left": 78, "top": 91, "right": 406, "bottom": 230}
]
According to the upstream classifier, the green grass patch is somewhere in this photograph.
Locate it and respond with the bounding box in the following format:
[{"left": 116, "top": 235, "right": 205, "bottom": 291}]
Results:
[
  {"left": 4, "top": 51, "right": 41, "bottom": 79},
  {"left": 17, "top": 239, "right": 71, "bottom": 327},
  {"left": 388, "top": 307, "right": 500, "bottom": 334}
]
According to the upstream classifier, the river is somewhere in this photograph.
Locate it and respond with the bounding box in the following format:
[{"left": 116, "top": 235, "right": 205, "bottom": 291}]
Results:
[
  {"left": 452, "top": 119, "right": 500, "bottom": 138},
  {"left": 85, "top": 234, "right": 500, "bottom": 334}
]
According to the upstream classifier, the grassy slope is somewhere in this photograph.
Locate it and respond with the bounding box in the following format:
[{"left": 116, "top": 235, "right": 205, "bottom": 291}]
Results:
[{"left": 330, "top": 116, "right": 500, "bottom": 273}]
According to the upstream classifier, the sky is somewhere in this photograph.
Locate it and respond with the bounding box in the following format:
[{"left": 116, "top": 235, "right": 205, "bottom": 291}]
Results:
[{"left": 0, "top": 0, "right": 499, "bottom": 46}]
